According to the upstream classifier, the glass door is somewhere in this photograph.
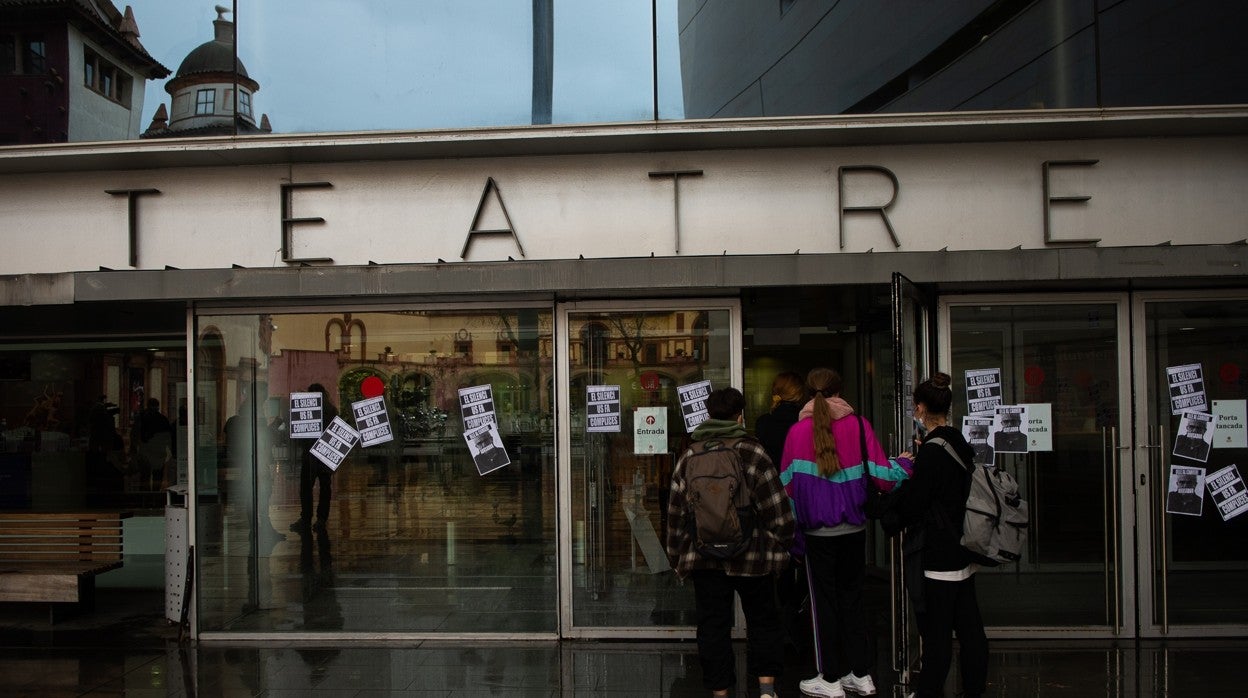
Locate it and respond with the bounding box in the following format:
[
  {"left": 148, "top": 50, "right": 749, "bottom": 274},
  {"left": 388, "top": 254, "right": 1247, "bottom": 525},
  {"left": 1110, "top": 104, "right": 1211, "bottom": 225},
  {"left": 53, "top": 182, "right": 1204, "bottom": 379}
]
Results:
[
  {"left": 1133, "top": 292, "right": 1248, "bottom": 637},
  {"left": 940, "top": 295, "right": 1132, "bottom": 636},
  {"left": 890, "top": 273, "right": 932, "bottom": 681},
  {"left": 557, "top": 300, "right": 740, "bottom": 637}
]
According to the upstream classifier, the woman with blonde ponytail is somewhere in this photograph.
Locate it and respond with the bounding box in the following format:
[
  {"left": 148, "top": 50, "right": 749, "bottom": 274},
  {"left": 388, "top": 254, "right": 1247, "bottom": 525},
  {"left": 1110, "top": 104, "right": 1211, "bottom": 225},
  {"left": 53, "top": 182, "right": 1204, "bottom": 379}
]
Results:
[{"left": 779, "top": 368, "right": 913, "bottom": 698}]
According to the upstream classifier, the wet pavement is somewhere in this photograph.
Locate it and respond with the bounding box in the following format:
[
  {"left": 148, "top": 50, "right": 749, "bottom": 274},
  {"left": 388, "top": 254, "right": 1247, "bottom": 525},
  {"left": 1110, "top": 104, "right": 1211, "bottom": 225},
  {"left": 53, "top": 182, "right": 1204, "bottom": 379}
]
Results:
[{"left": 1, "top": 590, "right": 1244, "bottom": 696}]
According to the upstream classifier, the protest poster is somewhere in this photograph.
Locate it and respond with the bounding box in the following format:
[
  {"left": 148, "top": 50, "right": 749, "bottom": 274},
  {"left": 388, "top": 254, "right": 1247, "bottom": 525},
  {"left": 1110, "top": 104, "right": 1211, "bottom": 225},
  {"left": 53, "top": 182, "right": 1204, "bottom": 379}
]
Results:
[
  {"left": 991, "top": 405, "right": 1029, "bottom": 454},
  {"left": 1173, "top": 411, "right": 1213, "bottom": 463},
  {"left": 289, "top": 391, "right": 324, "bottom": 439},
  {"left": 351, "top": 395, "right": 394, "bottom": 447},
  {"left": 458, "top": 384, "right": 496, "bottom": 430},
  {"left": 676, "top": 380, "right": 712, "bottom": 433},
  {"left": 634, "top": 406, "right": 668, "bottom": 455},
  {"left": 966, "top": 368, "right": 1002, "bottom": 416},
  {"left": 1166, "top": 465, "right": 1205, "bottom": 517},
  {"left": 463, "top": 422, "right": 510, "bottom": 476},
  {"left": 309, "top": 416, "right": 360, "bottom": 471},
  {"left": 962, "top": 415, "right": 995, "bottom": 467},
  {"left": 1212, "top": 400, "right": 1247, "bottom": 449},
  {"left": 1166, "top": 363, "right": 1208, "bottom": 415},
  {"left": 586, "top": 385, "right": 622, "bottom": 433},
  {"left": 1206, "top": 464, "right": 1248, "bottom": 522}
]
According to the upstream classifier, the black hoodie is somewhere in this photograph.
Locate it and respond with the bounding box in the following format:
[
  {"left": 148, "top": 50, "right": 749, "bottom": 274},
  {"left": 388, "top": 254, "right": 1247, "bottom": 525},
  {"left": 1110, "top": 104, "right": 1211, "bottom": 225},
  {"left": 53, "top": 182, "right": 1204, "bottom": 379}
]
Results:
[{"left": 896, "top": 425, "right": 978, "bottom": 572}]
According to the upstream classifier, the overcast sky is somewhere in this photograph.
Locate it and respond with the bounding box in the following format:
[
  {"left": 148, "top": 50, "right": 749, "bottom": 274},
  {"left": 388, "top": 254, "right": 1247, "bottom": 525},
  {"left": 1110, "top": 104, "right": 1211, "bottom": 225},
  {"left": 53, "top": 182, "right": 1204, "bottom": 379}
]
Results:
[{"left": 126, "top": 0, "right": 684, "bottom": 134}]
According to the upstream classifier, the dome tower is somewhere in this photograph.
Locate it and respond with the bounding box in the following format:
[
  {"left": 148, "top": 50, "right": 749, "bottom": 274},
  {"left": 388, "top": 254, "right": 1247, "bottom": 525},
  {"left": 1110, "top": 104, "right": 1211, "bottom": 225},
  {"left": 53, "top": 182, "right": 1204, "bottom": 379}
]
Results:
[{"left": 143, "top": 5, "right": 271, "bottom": 137}]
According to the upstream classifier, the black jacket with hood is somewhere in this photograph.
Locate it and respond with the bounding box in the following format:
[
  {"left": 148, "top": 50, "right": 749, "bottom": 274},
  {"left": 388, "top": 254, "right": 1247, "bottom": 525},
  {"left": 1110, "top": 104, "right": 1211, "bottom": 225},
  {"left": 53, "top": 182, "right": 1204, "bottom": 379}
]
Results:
[{"left": 896, "top": 425, "right": 978, "bottom": 572}]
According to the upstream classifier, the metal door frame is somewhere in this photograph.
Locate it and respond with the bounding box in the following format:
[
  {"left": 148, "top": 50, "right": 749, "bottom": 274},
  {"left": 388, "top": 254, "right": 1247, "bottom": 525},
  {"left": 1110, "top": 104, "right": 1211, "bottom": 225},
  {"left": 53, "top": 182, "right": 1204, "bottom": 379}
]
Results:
[
  {"left": 1131, "top": 289, "right": 1248, "bottom": 639},
  {"left": 556, "top": 298, "right": 742, "bottom": 639},
  {"left": 938, "top": 292, "right": 1135, "bottom": 639}
]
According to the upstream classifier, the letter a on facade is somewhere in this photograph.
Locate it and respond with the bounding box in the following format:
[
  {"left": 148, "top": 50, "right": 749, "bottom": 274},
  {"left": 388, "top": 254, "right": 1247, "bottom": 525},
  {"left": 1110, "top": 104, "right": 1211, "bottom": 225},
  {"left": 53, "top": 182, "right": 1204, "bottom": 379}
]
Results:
[{"left": 461, "top": 177, "right": 526, "bottom": 259}]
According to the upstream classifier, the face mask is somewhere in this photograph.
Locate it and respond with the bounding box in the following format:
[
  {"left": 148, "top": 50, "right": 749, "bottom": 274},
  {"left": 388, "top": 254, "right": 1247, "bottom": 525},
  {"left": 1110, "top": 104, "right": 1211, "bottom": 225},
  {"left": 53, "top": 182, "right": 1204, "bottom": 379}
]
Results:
[{"left": 913, "top": 416, "right": 928, "bottom": 440}]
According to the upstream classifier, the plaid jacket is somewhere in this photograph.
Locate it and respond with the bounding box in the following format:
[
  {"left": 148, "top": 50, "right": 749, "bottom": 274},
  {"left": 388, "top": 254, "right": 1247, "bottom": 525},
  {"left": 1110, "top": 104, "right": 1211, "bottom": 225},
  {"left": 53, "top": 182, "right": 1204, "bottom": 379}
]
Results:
[{"left": 665, "top": 422, "right": 795, "bottom": 578}]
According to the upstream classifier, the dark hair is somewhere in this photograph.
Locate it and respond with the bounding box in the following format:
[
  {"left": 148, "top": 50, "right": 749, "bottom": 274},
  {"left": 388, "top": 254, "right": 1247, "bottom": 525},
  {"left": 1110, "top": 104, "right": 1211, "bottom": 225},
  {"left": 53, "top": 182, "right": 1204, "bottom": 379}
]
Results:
[
  {"left": 307, "top": 383, "right": 327, "bottom": 394},
  {"left": 805, "top": 367, "right": 844, "bottom": 476},
  {"left": 913, "top": 372, "right": 954, "bottom": 416},
  {"left": 705, "top": 387, "right": 745, "bottom": 420}
]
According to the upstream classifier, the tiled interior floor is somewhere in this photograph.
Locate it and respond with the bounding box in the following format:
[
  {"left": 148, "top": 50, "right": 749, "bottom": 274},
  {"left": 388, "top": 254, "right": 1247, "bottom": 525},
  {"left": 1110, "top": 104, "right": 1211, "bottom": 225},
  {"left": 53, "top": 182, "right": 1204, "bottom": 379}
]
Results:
[{"left": 2, "top": 589, "right": 1246, "bottom": 696}]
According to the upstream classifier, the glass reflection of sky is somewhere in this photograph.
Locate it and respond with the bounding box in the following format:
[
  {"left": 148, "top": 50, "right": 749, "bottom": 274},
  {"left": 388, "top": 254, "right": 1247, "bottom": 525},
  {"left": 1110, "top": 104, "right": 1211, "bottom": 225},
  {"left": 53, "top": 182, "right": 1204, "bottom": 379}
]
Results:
[{"left": 129, "top": 0, "right": 684, "bottom": 134}]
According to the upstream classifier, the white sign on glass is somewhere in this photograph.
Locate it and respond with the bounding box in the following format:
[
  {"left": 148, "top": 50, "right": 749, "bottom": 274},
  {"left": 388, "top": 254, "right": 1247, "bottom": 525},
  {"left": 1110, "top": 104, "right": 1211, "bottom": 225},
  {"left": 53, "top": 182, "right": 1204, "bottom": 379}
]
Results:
[
  {"left": 1020, "top": 403, "right": 1053, "bottom": 452},
  {"left": 1213, "top": 400, "right": 1247, "bottom": 449},
  {"left": 634, "top": 407, "right": 668, "bottom": 455}
]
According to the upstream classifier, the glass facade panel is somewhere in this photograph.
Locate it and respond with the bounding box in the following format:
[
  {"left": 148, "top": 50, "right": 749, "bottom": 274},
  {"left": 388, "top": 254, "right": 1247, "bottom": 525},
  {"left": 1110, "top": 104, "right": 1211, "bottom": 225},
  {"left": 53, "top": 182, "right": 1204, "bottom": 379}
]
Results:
[
  {"left": 14, "top": 0, "right": 1226, "bottom": 145},
  {"left": 949, "top": 303, "right": 1120, "bottom": 627},
  {"left": 567, "top": 307, "right": 731, "bottom": 628},
  {"left": 194, "top": 308, "right": 555, "bottom": 633},
  {"left": 1144, "top": 300, "right": 1248, "bottom": 626},
  {"left": 0, "top": 342, "right": 186, "bottom": 512}
]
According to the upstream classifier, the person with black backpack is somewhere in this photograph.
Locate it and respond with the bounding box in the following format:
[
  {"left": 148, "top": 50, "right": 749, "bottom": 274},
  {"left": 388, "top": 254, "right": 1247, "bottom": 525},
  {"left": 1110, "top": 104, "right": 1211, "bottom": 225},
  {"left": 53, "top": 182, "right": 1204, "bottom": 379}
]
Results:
[
  {"left": 665, "top": 387, "right": 795, "bottom": 698},
  {"left": 894, "top": 372, "right": 989, "bottom": 698}
]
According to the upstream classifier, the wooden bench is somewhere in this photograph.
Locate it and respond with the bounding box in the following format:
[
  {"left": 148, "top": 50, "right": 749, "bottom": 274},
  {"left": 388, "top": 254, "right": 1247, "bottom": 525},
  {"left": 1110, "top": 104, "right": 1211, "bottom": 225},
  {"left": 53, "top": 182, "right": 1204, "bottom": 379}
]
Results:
[{"left": 0, "top": 512, "right": 130, "bottom": 621}]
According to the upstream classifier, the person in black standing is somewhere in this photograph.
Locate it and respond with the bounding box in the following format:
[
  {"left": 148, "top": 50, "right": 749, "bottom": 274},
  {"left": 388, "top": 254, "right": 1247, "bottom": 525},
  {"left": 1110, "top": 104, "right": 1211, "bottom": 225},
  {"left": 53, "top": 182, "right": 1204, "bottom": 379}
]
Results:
[
  {"left": 755, "top": 371, "right": 806, "bottom": 467},
  {"left": 136, "top": 398, "right": 174, "bottom": 490},
  {"left": 753, "top": 371, "right": 809, "bottom": 652},
  {"left": 896, "top": 372, "right": 988, "bottom": 698},
  {"left": 291, "top": 383, "right": 339, "bottom": 534}
]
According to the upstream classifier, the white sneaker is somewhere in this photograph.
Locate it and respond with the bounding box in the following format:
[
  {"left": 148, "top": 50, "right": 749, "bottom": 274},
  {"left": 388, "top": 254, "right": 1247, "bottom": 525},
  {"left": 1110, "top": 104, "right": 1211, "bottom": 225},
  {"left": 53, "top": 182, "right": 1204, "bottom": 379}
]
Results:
[
  {"left": 799, "top": 674, "right": 845, "bottom": 698},
  {"left": 838, "top": 672, "right": 876, "bottom": 695}
]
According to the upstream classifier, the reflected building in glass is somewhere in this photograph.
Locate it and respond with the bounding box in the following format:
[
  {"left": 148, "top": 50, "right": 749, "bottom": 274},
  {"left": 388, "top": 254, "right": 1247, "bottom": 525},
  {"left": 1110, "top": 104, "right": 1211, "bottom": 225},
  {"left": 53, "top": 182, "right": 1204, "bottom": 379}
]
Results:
[
  {"left": 0, "top": 0, "right": 169, "bottom": 144},
  {"left": 678, "top": 0, "right": 1247, "bottom": 117},
  {"left": 142, "top": 6, "right": 270, "bottom": 138}
]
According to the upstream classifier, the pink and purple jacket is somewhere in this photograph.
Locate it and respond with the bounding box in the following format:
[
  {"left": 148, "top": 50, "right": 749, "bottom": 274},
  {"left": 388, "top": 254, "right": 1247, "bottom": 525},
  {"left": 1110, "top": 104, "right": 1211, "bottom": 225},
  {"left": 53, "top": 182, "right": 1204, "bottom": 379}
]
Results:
[{"left": 778, "top": 398, "right": 912, "bottom": 548}]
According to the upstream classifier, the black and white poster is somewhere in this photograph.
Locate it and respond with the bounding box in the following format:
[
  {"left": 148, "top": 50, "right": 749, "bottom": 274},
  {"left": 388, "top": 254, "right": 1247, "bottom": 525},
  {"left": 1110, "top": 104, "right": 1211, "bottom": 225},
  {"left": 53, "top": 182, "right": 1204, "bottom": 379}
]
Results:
[
  {"left": 289, "top": 391, "right": 325, "bottom": 439},
  {"left": 309, "top": 416, "right": 360, "bottom": 472},
  {"left": 586, "top": 385, "right": 621, "bottom": 433},
  {"left": 962, "top": 416, "right": 995, "bottom": 467},
  {"left": 676, "top": 380, "right": 712, "bottom": 433},
  {"left": 965, "top": 368, "right": 1003, "bottom": 416},
  {"left": 1166, "top": 465, "right": 1206, "bottom": 517},
  {"left": 351, "top": 395, "right": 394, "bottom": 447},
  {"left": 458, "top": 384, "right": 497, "bottom": 430},
  {"left": 1206, "top": 464, "right": 1248, "bottom": 522},
  {"left": 991, "top": 405, "right": 1029, "bottom": 454},
  {"left": 1173, "top": 410, "right": 1213, "bottom": 463},
  {"left": 463, "top": 423, "right": 510, "bottom": 476},
  {"left": 1166, "top": 363, "right": 1208, "bottom": 415}
]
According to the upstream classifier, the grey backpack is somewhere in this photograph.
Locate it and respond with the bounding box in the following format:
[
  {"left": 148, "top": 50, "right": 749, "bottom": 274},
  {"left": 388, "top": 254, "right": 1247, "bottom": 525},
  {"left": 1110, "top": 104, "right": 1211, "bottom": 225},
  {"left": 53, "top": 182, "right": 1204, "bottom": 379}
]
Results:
[
  {"left": 683, "top": 437, "right": 756, "bottom": 560},
  {"left": 930, "top": 437, "right": 1029, "bottom": 566}
]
